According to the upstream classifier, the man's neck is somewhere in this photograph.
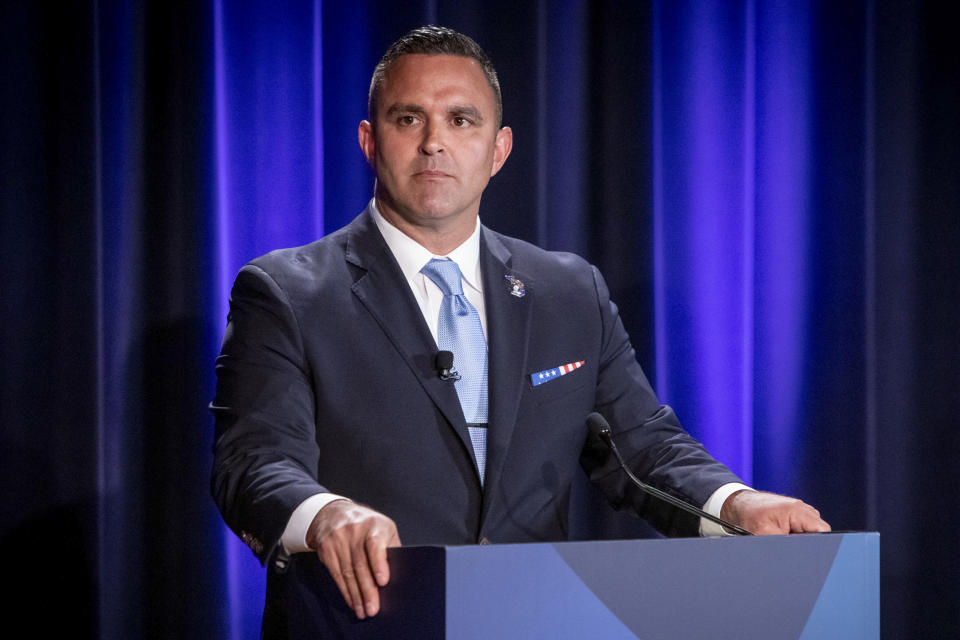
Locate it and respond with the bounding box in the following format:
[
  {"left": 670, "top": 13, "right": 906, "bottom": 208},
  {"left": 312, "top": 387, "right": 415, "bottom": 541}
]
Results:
[{"left": 375, "top": 198, "right": 478, "bottom": 256}]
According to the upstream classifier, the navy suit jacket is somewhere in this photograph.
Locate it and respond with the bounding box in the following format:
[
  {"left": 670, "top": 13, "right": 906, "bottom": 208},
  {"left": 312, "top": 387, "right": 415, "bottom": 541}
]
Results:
[{"left": 211, "top": 207, "right": 740, "bottom": 634}]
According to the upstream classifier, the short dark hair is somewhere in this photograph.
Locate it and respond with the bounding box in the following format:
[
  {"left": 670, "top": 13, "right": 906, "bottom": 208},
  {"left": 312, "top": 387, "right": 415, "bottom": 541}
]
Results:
[{"left": 368, "top": 25, "right": 502, "bottom": 127}]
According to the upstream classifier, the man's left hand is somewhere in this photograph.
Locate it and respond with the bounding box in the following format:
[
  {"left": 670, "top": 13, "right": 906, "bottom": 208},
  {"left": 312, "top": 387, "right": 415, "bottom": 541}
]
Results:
[{"left": 721, "top": 490, "right": 831, "bottom": 535}]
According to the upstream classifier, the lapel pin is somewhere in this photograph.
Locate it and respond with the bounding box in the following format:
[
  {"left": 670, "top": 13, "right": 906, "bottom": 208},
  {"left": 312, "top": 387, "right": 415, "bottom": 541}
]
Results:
[{"left": 504, "top": 274, "right": 525, "bottom": 298}]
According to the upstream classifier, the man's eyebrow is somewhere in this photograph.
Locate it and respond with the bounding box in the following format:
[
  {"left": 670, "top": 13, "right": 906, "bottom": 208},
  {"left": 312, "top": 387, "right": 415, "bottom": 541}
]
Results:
[
  {"left": 385, "top": 103, "right": 425, "bottom": 115},
  {"left": 448, "top": 105, "right": 484, "bottom": 122},
  {"left": 383, "top": 103, "right": 485, "bottom": 122}
]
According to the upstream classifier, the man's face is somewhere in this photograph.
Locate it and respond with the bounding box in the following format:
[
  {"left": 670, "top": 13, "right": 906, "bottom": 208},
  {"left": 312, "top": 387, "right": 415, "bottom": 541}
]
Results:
[{"left": 359, "top": 54, "right": 512, "bottom": 237}]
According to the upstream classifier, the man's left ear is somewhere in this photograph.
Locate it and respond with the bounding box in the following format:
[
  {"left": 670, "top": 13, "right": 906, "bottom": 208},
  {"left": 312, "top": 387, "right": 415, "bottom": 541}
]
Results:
[
  {"left": 490, "top": 126, "right": 513, "bottom": 177},
  {"left": 358, "top": 120, "right": 375, "bottom": 166}
]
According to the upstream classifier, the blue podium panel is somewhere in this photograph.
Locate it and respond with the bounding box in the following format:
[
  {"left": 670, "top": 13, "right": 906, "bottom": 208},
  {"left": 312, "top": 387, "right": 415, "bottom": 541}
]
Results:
[{"left": 313, "top": 533, "right": 878, "bottom": 639}]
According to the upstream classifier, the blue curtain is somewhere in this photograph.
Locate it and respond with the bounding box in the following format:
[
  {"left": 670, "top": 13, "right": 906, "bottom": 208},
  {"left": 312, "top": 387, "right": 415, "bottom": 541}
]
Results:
[{"left": 2, "top": 1, "right": 957, "bottom": 638}]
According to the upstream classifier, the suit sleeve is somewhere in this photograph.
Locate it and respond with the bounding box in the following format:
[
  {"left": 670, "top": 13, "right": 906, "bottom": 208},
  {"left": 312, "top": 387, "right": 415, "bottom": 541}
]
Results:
[
  {"left": 210, "top": 263, "right": 326, "bottom": 564},
  {"left": 580, "top": 265, "right": 743, "bottom": 537}
]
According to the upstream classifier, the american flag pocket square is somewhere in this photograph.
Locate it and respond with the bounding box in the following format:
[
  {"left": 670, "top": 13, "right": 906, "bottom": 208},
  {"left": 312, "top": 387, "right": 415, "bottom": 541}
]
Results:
[{"left": 530, "top": 360, "right": 585, "bottom": 387}]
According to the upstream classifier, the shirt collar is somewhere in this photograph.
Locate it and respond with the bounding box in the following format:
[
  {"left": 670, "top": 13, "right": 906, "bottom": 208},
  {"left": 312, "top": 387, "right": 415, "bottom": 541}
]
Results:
[{"left": 370, "top": 198, "right": 483, "bottom": 293}]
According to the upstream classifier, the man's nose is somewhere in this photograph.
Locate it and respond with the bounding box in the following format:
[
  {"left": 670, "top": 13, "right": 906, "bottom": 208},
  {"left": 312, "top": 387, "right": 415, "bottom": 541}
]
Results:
[{"left": 419, "top": 121, "right": 445, "bottom": 155}]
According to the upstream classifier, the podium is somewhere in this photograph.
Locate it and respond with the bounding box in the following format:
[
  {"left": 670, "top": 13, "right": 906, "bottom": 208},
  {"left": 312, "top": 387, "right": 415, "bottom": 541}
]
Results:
[{"left": 285, "top": 533, "right": 878, "bottom": 639}]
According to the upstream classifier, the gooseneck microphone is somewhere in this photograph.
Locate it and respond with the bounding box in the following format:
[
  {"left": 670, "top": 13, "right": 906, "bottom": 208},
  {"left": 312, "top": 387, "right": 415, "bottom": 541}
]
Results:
[
  {"left": 585, "top": 412, "right": 752, "bottom": 536},
  {"left": 435, "top": 350, "right": 461, "bottom": 381}
]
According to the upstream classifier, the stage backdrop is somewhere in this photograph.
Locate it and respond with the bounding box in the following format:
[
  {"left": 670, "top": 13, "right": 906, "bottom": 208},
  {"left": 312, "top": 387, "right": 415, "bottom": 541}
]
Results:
[{"left": 1, "top": 1, "right": 957, "bottom": 638}]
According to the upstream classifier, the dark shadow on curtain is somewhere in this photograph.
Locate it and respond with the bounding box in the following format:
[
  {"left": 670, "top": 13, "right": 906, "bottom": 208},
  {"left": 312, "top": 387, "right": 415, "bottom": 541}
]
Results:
[
  {"left": 871, "top": 2, "right": 960, "bottom": 637},
  {"left": 1, "top": 2, "right": 101, "bottom": 637}
]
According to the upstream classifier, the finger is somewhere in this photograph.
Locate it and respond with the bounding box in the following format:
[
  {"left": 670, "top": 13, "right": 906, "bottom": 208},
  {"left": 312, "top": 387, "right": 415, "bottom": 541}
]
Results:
[
  {"left": 754, "top": 520, "right": 788, "bottom": 535},
  {"left": 329, "top": 538, "right": 365, "bottom": 619},
  {"left": 756, "top": 510, "right": 794, "bottom": 535},
  {"left": 790, "top": 505, "right": 831, "bottom": 533},
  {"left": 341, "top": 558, "right": 366, "bottom": 620},
  {"left": 320, "top": 544, "right": 354, "bottom": 613},
  {"left": 388, "top": 529, "right": 402, "bottom": 548},
  {"left": 809, "top": 508, "right": 831, "bottom": 532},
  {"left": 366, "top": 532, "right": 391, "bottom": 588},
  {"left": 351, "top": 539, "right": 381, "bottom": 618},
  {"left": 798, "top": 515, "right": 832, "bottom": 533}
]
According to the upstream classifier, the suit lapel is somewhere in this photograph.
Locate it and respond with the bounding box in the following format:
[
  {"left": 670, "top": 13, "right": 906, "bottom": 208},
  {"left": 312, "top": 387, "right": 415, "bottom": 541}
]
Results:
[
  {"left": 478, "top": 228, "right": 533, "bottom": 522},
  {"left": 345, "top": 210, "right": 476, "bottom": 471}
]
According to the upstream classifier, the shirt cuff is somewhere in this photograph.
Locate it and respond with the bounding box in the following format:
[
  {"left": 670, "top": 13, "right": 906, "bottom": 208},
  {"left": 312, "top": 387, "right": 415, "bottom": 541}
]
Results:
[
  {"left": 700, "top": 482, "right": 753, "bottom": 537},
  {"left": 280, "top": 493, "right": 350, "bottom": 554}
]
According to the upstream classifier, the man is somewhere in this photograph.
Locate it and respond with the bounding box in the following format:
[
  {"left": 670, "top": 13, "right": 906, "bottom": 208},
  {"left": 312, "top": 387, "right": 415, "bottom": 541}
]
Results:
[{"left": 211, "top": 25, "right": 829, "bottom": 632}]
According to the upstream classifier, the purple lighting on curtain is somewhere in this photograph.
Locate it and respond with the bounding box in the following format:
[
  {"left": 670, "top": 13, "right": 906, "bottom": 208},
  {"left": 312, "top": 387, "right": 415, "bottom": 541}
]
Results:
[
  {"left": 752, "top": 1, "right": 812, "bottom": 493},
  {"left": 214, "top": 1, "right": 328, "bottom": 637},
  {"left": 653, "top": 0, "right": 753, "bottom": 478},
  {"left": 739, "top": 0, "right": 757, "bottom": 484},
  {"left": 96, "top": 3, "right": 147, "bottom": 637},
  {"left": 312, "top": 1, "right": 324, "bottom": 241},
  {"left": 653, "top": 0, "right": 813, "bottom": 485},
  {"left": 214, "top": 5, "right": 262, "bottom": 638}
]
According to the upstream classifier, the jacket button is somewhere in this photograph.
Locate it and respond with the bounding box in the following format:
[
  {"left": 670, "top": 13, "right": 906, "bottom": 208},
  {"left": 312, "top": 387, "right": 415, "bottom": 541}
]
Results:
[{"left": 478, "top": 536, "right": 490, "bottom": 545}]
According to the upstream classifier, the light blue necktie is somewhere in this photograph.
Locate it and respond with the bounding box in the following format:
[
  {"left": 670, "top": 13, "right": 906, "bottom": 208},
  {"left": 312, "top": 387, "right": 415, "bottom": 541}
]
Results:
[{"left": 420, "top": 258, "right": 488, "bottom": 485}]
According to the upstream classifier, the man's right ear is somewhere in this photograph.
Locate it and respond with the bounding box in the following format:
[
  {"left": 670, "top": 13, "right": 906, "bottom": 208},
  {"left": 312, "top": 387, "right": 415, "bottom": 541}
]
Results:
[{"left": 358, "top": 120, "right": 375, "bottom": 166}]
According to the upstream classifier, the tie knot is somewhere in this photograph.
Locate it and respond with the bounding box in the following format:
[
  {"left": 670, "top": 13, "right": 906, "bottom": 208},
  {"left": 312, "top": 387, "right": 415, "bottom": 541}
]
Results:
[{"left": 421, "top": 258, "right": 464, "bottom": 297}]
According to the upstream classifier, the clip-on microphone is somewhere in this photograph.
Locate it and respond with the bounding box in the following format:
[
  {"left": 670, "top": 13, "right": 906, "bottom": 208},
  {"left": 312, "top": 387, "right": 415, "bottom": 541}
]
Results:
[{"left": 435, "top": 350, "right": 461, "bottom": 381}]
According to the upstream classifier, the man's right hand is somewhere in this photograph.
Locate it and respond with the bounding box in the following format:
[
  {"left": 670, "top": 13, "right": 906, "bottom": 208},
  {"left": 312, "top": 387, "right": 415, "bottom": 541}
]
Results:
[{"left": 306, "top": 500, "right": 401, "bottom": 620}]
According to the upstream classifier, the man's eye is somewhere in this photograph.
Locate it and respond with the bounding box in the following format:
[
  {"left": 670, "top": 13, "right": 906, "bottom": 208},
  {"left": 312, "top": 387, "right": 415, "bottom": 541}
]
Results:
[
  {"left": 452, "top": 116, "right": 470, "bottom": 127},
  {"left": 398, "top": 115, "right": 419, "bottom": 126}
]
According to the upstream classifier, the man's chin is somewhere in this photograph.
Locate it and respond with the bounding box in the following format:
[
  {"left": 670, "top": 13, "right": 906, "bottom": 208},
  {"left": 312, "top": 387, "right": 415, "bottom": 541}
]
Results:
[
  {"left": 397, "top": 200, "right": 469, "bottom": 224},
  {"left": 377, "top": 191, "right": 479, "bottom": 229}
]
